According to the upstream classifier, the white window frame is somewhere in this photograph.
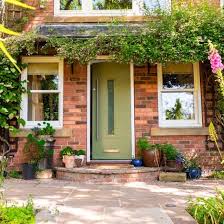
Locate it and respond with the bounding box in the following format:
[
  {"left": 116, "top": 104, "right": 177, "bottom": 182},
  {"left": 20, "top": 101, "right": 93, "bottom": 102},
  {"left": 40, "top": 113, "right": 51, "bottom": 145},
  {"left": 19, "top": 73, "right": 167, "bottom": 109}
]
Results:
[
  {"left": 54, "top": 0, "right": 171, "bottom": 17},
  {"left": 157, "top": 62, "right": 202, "bottom": 128},
  {"left": 21, "top": 57, "right": 64, "bottom": 129}
]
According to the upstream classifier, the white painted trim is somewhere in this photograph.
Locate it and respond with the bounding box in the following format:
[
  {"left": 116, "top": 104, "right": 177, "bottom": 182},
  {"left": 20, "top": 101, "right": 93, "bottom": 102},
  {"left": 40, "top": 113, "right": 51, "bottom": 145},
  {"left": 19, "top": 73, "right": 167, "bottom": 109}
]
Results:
[
  {"left": 130, "top": 63, "right": 135, "bottom": 159},
  {"left": 21, "top": 56, "right": 64, "bottom": 129},
  {"left": 87, "top": 63, "right": 91, "bottom": 162},
  {"left": 54, "top": 0, "right": 171, "bottom": 17},
  {"left": 157, "top": 62, "right": 202, "bottom": 128},
  {"left": 221, "top": 0, "right": 224, "bottom": 8},
  {"left": 87, "top": 61, "right": 135, "bottom": 162}
]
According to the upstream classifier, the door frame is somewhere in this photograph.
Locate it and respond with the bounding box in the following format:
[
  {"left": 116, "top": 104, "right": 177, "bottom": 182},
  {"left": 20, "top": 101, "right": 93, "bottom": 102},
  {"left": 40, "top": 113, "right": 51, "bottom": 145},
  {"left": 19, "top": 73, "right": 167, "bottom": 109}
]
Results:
[{"left": 87, "top": 58, "right": 135, "bottom": 162}]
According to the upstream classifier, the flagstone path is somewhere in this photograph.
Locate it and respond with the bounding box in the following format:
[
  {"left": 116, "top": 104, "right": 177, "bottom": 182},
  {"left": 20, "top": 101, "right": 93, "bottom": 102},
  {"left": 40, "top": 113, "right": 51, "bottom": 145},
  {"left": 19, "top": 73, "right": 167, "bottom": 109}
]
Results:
[{"left": 4, "top": 179, "right": 224, "bottom": 224}]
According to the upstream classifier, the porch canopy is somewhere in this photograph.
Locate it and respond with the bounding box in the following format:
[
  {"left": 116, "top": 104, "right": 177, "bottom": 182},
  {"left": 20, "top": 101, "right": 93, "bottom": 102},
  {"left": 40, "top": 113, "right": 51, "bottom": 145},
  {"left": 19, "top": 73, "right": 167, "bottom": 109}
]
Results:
[{"left": 37, "top": 23, "right": 144, "bottom": 38}]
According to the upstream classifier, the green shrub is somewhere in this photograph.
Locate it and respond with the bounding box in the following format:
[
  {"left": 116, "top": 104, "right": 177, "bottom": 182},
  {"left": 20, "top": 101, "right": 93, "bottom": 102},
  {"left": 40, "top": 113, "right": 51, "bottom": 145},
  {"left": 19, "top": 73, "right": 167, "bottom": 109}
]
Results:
[
  {"left": 8, "top": 170, "right": 21, "bottom": 179},
  {"left": 187, "top": 190, "right": 224, "bottom": 224},
  {"left": 161, "top": 144, "right": 179, "bottom": 160},
  {"left": 75, "top": 149, "right": 86, "bottom": 156},
  {"left": 0, "top": 199, "right": 35, "bottom": 223},
  {"left": 137, "top": 137, "right": 149, "bottom": 150},
  {"left": 60, "top": 146, "right": 74, "bottom": 156},
  {"left": 210, "top": 171, "right": 224, "bottom": 179}
]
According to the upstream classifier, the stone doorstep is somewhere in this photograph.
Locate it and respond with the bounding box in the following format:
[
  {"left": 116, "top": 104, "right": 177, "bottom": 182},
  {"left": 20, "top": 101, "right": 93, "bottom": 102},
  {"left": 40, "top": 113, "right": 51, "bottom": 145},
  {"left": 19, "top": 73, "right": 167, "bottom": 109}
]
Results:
[{"left": 55, "top": 166, "right": 161, "bottom": 175}]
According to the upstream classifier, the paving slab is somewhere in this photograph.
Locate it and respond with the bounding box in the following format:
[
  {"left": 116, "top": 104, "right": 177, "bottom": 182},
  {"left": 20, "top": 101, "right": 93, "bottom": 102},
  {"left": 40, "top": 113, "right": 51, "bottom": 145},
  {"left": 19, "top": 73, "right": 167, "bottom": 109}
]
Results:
[{"left": 4, "top": 179, "right": 224, "bottom": 224}]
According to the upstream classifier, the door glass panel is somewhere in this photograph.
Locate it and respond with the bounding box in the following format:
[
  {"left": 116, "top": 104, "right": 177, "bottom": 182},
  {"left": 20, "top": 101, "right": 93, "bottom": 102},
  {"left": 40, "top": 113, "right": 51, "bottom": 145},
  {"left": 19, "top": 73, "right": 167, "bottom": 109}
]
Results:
[
  {"left": 92, "top": 0, "right": 132, "bottom": 10},
  {"left": 60, "top": 0, "right": 82, "bottom": 10},
  {"left": 108, "top": 80, "right": 114, "bottom": 135}
]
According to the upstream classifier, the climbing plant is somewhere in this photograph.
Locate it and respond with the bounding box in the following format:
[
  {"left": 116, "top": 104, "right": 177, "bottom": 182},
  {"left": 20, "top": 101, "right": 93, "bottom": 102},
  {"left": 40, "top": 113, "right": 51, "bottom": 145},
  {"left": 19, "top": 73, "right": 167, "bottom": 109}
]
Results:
[{"left": 2, "top": 2, "right": 224, "bottom": 65}]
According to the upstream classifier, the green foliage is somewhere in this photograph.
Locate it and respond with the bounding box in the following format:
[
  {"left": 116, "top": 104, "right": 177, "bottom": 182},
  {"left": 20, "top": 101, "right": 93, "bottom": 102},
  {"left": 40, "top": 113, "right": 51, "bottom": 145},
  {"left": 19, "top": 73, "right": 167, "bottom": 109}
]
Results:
[
  {"left": 35, "top": 122, "right": 56, "bottom": 136},
  {"left": 160, "top": 144, "right": 179, "bottom": 160},
  {"left": 210, "top": 171, "right": 224, "bottom": 179},
  {"left": 166, "top": 99, "right": 184, "bottom": 120},
  {"left": 137, "top": 137, "right": 150, "bottom": 151},
  {"left": 2, "top": 2, "right": 224, "bottom": 65},
  {"left": 23, "top": 134, "right": 46, "bottom": 164},
  {"left": 0, "top": 199, "right": 35, "bottom": 224},
  {"left": 187, "top": 190, "right": 224, "bottom": 224},
  {"left": 74, "top": 149, "right": 86, "bottom": 156},
  {"left": 0, "top": 57, "right": 26, "bottom": 132},
  {"left": 60, "top": 146, "right": 75, "bottom": 157},
  {"left": 8, "top": 170, "right": 21, "bottom": 179},
  {"left": 185, "top": 157, "right": 200, "bottom": 168}
]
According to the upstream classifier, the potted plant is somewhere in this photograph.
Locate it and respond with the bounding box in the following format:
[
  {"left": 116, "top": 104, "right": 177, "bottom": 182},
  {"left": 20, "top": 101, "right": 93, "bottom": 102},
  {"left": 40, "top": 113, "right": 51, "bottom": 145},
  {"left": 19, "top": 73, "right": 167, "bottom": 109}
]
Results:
[
  {"left": 22, "top": 134, "right": 45, "bottom": 180},
  {"left": 74, "top": 149, "right": 86, "bottom": 167},
  {"left": 60, "top": 146, "right": 75, "bottom": 169},
  {"left": 137, "top": 137, "right": 161, "bottom": 167},
  {"left": 185, "top": 157, "right": 202, "bottom": 179},
  {"left": 32, "top": 122, "right": 56, "bottom": 169},
  {"left": 161, "top": 144, "right": 179, "bottom": 168}
]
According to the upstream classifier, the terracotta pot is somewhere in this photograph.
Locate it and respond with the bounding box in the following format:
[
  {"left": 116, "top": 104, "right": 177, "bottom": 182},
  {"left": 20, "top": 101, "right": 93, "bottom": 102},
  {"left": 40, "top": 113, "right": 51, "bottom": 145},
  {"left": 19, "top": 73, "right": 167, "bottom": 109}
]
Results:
[
  {"left": 62, "top": 155, "right": 75, "bottom": 169},
  {"left": 143, "top": 149, "right": 161, "bottom": 167}
]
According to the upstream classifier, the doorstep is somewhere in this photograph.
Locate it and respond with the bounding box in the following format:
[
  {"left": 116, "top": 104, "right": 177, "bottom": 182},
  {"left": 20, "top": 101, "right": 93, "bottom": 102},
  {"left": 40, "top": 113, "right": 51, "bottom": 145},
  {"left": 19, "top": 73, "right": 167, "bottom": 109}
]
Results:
[{"left": 55, "top": 166, "right": 161, "bottom": 184}]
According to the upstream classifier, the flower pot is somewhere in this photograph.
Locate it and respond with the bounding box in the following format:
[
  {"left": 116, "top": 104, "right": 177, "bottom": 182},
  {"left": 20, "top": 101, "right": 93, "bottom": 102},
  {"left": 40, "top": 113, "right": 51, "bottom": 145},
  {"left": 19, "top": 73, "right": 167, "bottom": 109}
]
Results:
[
  {"left": 22, "top": 163, "right": 35, "bottom": 180},
  {"left": 131, "top": 159, "right": 143, "bottom": 167},
  {"left": 166, "top": 160, "right": 176, "bottom": 168},
  {"left": 62, "top": 155, "right": 75, "bottom": 169},
  {"left": 142, "top": 149, "right": 161, "bottom": 167},
  {"left": 74, "top": 155, "right": 85, "bottom": 166},
  {"left": 75, "top": 158, "right": 83, "bottom": 167},
  {"left": 186, "top": 167, "right": 202, "bottom": 179}
]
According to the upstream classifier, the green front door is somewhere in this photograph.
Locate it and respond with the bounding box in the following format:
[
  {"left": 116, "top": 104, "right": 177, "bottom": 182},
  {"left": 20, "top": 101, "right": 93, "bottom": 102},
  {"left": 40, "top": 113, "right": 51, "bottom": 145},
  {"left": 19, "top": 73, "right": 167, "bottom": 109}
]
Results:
[{"left": 91, "top": 62, "right": 132, "bottom": 160}]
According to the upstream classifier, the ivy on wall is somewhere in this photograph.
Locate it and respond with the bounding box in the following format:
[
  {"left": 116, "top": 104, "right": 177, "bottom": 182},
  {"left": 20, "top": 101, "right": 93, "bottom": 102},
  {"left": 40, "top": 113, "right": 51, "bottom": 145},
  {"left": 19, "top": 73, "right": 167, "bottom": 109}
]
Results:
[{"left": 2, "top": 2, "right": 224, "bottom": 65}]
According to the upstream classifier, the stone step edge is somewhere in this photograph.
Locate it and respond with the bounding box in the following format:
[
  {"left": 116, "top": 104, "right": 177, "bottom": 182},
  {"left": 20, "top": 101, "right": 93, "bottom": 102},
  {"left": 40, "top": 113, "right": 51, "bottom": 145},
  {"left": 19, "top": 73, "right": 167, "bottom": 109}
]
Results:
[{"left": 55, "top": 167, "right": 162, "bottom": 175}]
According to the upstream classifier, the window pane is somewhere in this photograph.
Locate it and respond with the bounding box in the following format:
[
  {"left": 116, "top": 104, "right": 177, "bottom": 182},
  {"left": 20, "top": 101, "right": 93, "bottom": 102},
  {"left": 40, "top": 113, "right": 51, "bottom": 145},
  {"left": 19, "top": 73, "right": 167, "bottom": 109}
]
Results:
[
  {"left": 93, "top": 0, "right": 132, "bottom": 10},
  {"left": 28, "top": 93, "right": 59, "bottom": 121},
  {"left": 28, "top": 75, "right": 59, "bottom": 90},
  {"left": 162, "top": 92, "right": 195, "bottom": 120},
  {"left": 144, "top": 0, "right": 160, "bottom": 10},
  {"left": 108, "top": 80, "right": 114, "bottom": 135},
  {"left": 27, "top": 63, "right": 59, "bottom": 90},
  {"left": 60, "top": 0, "right": 82, "bottom": 10},
  {"left": 163, "top": 74, "right": 194, "bottom": 89},
  {"left": 162, "top": 63, "right": 194, "bottom": 89}
]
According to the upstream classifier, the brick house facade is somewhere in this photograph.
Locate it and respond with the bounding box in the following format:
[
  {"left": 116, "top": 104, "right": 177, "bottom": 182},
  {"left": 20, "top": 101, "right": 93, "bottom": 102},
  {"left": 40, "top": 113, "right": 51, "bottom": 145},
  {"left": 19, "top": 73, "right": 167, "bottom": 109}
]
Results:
[{"left": 10, "top": 0, "right": 223, "bottom": 170}]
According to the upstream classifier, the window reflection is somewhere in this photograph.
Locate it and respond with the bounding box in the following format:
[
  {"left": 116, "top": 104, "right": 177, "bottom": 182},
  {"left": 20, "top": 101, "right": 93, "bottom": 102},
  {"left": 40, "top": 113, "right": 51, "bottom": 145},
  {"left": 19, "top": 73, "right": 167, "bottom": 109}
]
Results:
[
  {"left": 28, "top": 93, "right": 59, "bottom": 121},
  {"left": 28, "top": 75, "right": 58, "bottom": 90},
  {"left": 60, "top": 0, "right": 82, "bottom": 10},
  {"left": 162, "top": 92, "right": 195, "bottom": 120},
  {"left": 93, "top": 0, "right": 132, "bottom": 10}
]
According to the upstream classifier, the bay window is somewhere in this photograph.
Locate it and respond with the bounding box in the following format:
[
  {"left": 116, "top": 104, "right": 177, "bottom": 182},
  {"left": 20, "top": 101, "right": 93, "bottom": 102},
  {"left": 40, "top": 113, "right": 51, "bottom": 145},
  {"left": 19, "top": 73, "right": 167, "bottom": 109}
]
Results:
[
  {"left": 55, "top": 0, "right": 171, "bottom": 16},
  {"left": 21, "top": 57, "right": 64, "bottom": 128},
  {"left": 157, "top": 63, "right": 202, "bottom": 128}
]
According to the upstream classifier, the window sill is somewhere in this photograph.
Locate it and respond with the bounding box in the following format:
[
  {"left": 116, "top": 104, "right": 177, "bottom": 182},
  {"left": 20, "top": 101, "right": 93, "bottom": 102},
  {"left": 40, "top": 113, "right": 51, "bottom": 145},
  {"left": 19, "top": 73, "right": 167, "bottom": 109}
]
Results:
[
  {"left": 151, "top": 128, "right": 209, "bottom": 136},
  {"left": 10, "top": 128, "right": 72, "bottom": 138}
]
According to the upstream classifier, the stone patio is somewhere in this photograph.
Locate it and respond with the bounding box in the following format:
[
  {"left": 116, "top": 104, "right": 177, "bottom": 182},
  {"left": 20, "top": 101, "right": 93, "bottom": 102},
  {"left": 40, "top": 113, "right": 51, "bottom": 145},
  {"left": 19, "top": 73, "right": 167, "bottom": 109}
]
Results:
[{"left": 3, "top": 179, "right": 224, "bottom": 224}]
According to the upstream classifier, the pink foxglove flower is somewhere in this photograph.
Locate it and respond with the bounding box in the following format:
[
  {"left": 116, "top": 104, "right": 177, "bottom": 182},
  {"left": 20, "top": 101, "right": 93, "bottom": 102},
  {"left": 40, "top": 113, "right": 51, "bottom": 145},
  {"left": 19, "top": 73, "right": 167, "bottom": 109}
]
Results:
[{"left": 208, "top": 42, "right": 224, "bottom": 73}]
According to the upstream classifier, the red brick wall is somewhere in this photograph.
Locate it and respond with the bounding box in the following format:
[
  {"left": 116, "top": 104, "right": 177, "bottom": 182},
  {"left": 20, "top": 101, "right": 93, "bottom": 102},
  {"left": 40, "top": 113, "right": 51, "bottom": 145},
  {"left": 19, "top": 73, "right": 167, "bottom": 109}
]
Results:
[
  {"left": 24, "top": 0, "right": 221, "bottom": 31},
  {"left": 134, "top": 64, "right": 221, "bottom": 170},
  {"left": 12, "top": 62, "right": 221, "bottom": 170}
]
